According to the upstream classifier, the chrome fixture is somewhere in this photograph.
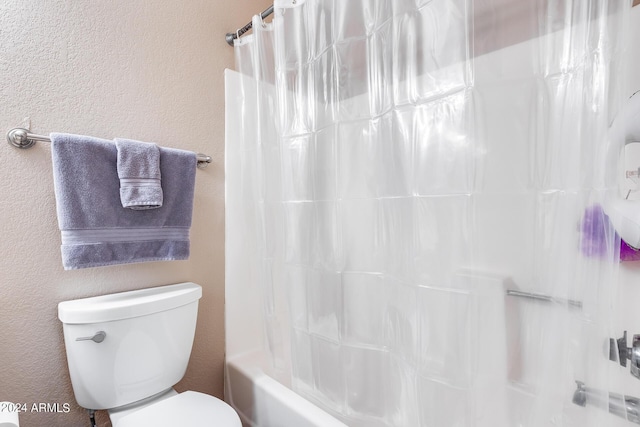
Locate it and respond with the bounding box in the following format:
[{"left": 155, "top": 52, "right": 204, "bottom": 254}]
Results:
[
  {"left": 75, "top": 331, "right": 107, "bottom": 343},
  {"left": 225, "top": 5, "right": 274, "bottom": 46},
  {"left": 505, "top": 289, "right": 582, "bottom": 309},
  {"left": 7, "top": 127, "right": 48, "bottom": 149},
  {"left": 573, "top": 381, "right": 640, "bottom": 424},
  {"left": 610, "top": 331, "right": 640, "bottom": 380}
]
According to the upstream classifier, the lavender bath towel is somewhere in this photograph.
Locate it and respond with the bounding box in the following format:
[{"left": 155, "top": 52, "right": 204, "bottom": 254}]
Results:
[
  {"left": 50, "top": 133, "right": 197, "bottom": 270},
  {"left": 115, "top": 138, "right": 163, "bottom": 210}
]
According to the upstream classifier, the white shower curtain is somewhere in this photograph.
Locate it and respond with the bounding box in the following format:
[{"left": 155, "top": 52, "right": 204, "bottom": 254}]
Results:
[{"left": 226, "top": 1, "right": 630, "bottom": 425}]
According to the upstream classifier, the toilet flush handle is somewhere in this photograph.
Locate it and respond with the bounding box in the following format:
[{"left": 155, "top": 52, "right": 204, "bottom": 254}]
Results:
[{"left": 76, "top": 331, "right": 106, "bottom": 343}]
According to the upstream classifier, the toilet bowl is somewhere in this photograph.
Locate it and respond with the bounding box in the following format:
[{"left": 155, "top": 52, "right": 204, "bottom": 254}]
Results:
[{"left": 58, "top": 282, "right": 241, "bottom": 427}]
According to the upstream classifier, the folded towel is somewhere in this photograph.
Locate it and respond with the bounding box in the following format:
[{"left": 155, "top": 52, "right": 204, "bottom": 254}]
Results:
[
  {"left": 50, "top": 133, "right": 197, "bottom": 270},
  {"left": 115, "top": 138, "right": 163, "bottom": 210}
]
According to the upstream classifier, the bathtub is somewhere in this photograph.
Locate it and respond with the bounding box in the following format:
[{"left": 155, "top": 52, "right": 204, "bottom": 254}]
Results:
[{"left": 225, "top": 352, "right": 347, "bottom": 427}]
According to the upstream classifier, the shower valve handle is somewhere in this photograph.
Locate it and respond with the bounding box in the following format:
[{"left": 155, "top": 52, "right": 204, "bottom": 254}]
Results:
[{"left": 610, "top": 331, "right": 640, "bottom": 379}]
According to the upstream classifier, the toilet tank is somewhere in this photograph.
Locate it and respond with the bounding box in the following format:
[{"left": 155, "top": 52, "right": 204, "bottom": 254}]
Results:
[{"left": 58, "top": 282, "right": 202, "bottom": 410}]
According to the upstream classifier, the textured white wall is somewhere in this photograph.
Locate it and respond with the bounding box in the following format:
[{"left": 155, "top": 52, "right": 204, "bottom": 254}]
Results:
[{"left": 0, "top": 1, "right": 270, "bottom": 426}]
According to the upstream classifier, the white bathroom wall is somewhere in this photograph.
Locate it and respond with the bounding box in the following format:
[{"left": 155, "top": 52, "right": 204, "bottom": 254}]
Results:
[{"left": 0, "top": 1, "right": 270, "bottom": 426}]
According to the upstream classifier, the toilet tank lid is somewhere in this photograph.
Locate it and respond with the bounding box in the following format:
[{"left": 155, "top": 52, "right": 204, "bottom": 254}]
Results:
[{"left": 58, "top": 282, "right": 202, "bottom": 324}]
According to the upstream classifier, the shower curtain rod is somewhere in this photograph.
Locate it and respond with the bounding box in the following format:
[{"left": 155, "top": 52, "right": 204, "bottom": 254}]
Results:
[
  {"left": 225, "top": 5, "right": 274, "bottom": 46},
  {"left": 6, "top": 128, "right": 213, "bottom": 169}
]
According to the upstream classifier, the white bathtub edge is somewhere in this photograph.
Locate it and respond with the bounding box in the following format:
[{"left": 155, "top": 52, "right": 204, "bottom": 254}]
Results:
[{"left": 226, "top": 354, "right": 347, "bottom": 427}]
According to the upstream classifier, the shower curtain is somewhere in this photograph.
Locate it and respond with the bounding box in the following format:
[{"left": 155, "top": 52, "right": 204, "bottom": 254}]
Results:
[{"left": 226, "top": 1, "right": 630, "bottom": 425}]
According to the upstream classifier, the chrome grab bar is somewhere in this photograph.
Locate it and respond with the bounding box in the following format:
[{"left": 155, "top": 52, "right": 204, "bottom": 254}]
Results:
[{"left": 506, "top": 289, "right": 583, "bottom": 309}]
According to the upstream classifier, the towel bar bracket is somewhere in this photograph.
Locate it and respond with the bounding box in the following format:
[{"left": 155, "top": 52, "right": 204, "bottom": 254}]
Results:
[
  {"left": 196, "top": 153, "right": 212, "bottom": 169},
  {"left": 7, "top": 127, "right": 36, "bottom": 149}
]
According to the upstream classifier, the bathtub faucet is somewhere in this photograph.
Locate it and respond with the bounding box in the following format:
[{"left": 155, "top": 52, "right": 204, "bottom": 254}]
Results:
[{"left": 573, "top": 380, "right": 640, "bottom": 424}]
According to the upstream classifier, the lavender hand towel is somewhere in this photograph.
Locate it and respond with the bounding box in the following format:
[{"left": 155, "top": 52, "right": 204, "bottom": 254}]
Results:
[
  {"left": 50, "top": 133, "right": 197, "bottom": 270},
  {"left": 115, "top": 138, "right": 163, "bottom": 210}
]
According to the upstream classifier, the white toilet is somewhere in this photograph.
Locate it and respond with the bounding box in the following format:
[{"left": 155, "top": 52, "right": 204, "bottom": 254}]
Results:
[{"left": 58, "top": 282, "right": 241, "bottom": 426}]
